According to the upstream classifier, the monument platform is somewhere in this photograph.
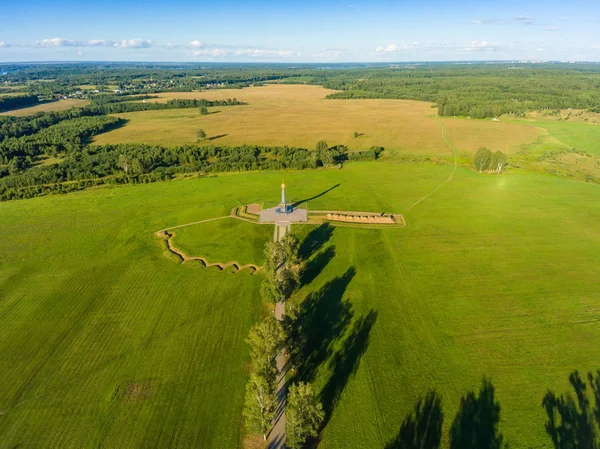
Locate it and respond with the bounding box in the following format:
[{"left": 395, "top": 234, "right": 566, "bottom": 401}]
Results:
[{"left": 259, "top": 207, "right": 308, "bottom": 223}]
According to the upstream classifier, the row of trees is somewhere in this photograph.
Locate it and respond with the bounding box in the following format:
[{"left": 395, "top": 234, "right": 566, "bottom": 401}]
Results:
[
  {"left": 244, "top": 236, "right": 324, "bottom": 448},
  {"left": 474, "top": 148, "right": 507, "bottom": 174}
]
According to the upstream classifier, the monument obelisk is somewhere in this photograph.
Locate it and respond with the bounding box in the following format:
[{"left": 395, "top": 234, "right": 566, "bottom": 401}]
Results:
[{"left": 280, "top": 181, "right": 288, "bottom": 213}]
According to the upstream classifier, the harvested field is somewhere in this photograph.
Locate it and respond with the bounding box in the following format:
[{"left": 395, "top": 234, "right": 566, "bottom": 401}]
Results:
[{"left": 93, "top": 84, "right": 540, "bottom": 154}]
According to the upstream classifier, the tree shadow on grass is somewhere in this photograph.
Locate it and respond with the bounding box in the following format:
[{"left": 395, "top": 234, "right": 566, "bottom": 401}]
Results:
[
  {"left": 320, "top": 309, "right": 378, "bottom": 422},
  {"left": 207, "top": 133, "right": 228, "bottom": 141},
  {"left": 542, "top": 370, "right": 599, "bottom": 449},
  {"left": 301, "top": 245, "right": 336, "bottom": 287},
  {"left": 450, "top": 378, "right": 503, "bottom": 449},
  {"left": 286, "top": 267, "right": 357, "bottom": 384},
  {"left": 291, "top": 183, "right": 341, "bottom": 209},
  {"left": 299, "top": 223, "right": 334, "bottom": 260},
  {"left": 385, "top": 390, "right": 444, "bottom": 449}
]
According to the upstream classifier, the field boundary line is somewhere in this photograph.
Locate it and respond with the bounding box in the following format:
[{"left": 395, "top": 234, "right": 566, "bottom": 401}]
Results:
[{"left": 408, "top": 120, "right": 458, "bottom": 211}]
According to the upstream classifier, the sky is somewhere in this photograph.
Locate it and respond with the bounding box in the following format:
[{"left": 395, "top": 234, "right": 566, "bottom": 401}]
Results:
[{"left": 0, "top": 0, "right": 599, "bottom": 63}]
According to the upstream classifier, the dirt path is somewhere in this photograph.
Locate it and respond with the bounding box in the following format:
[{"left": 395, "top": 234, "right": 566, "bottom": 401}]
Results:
[
  {"left": 408, "top": 120, "right": 458, "bottom": 211},
  {"left": 157, "top": 230, "right": 262, "bottom": 274},
  {"left": 269, "top": 223, "right": 288, "bottom": 449}
]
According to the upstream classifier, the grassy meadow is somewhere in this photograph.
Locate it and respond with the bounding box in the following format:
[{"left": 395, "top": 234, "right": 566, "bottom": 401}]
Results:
[
  {"left": 92, "top": 85, "right": 540, "bottom": 154},
  {"left": 173, "top": 218, "right": 273, "bottom": 266},
  {"left": 1, "top": 163, "right": 599, "bottom": 448}
]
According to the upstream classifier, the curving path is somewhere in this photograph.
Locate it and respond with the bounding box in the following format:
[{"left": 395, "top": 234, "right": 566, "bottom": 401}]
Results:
[
  {"left": 157, "top": 230, "right": 263, "bottom": 274},
  {"left": 408, "top": 119, "right": 458, "bottom": 211}
]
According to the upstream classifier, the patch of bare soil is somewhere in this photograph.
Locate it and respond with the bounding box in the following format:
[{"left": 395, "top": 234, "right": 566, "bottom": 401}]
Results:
[{"left": 121, "top": 382, "right": 155, "bottom": 403}]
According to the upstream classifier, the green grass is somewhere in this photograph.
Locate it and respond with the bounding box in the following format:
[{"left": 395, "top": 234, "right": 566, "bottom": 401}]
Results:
[
  {"left": 515, "top": 119, "right": 600, "bottom": 155},
  {"left": 173, "top": 218, "right": 273, "bottom": 266},
  {"left": 1, "top": 163, "right": 599, "bottom": 448}
]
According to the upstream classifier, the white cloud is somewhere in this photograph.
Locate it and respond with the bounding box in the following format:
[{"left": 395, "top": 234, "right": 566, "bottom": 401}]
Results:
[
  {"left": 472, "top": 19, "right": 501, "bottom": 25},
  {"left": 0, "top": 42, "right": 6, "bottom": 47},
  {"left": 545, "top": 26, "right": 560, "bottom": 31},
  {"left": 115, "top": 39, "right": 153, "bottom": 48},
  {"left": 535, "top": 47, "right": 545, "bottom": 52},
  {"left": 516, "top": 16, "right": 535, "bottom": 25},
  {"left": 88, "top": 39, "right": 116, "bottom": 47},
  {"left": 235, "top": 48, "right": 294, "bottom": 58},
  {"left": 190, "top": 40, "right": 203, "bottom": 48},
  {"left": 375, "top": 42, "right": 418, "bottom": 52},
  {"left": 35, "top": 38, "right": 152, "bottom": 48},
  {"left": 37, "top": 38, "right": 83, "bottom": 47},
  {"left": 457, "top": 41, "right": 499, "bottom": 52},
  {"left": 189, "top": 47, "right": 296, "bottom": 59},
  {"left": 592, "top": 44, "right": 600, "bottom": 50}
]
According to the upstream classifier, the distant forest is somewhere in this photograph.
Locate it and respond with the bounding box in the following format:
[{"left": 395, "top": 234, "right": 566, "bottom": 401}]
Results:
[{"left": 2, "top": 62, "right": 600, "bottom": 118}]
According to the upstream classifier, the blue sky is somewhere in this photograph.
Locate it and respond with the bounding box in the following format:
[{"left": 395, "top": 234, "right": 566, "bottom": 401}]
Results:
[{"left": 0, "top": 0, "right": 598, "bottom": 62}]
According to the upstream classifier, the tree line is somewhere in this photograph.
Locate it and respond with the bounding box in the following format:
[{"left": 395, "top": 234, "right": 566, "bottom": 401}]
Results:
[
  {"left": 0, "top": 96, "right": 244, "bottom": 146},
  {"left": 0, "top": 95, "right": 39, "bottom": 112},
  {"left": 245, "top": 235, "right": 325, "bottom": 448},
  {"left": 0, "top": 142, "right": 383, "bottom": 201}
]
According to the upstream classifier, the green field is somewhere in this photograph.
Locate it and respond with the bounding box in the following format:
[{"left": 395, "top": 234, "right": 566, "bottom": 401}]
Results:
[
  {"left": 172, "top": 218, "right": 273, "bottom": 266},
  {"left": 1, "top": 162, "right": 599, "bottom": 448},
  {"left": 517, "top": 120, "right": 600, "bottom": 156}
]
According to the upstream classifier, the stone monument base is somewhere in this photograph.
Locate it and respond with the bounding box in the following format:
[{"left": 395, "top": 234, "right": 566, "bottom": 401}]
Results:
[{"left": 259, "top": 207, "right": 308, "bottom": 223}]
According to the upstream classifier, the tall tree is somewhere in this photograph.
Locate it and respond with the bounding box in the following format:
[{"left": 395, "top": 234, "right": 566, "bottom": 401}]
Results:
[
  {"left": 244, "top": 372, "right": 277, "bottom": 440},
  {"left": 474, "top": 148, "right": 492, "bottom": 173},
  {"left": 246, "top": 317, "right": 283, "bottom": 379},
  {"left": 199, "top": 106, "right": 209, "bottom": 115},
  {"left": 286, "top": 382, "right": 325, "bottom": 449},
  {"left": 196, "top": 128, "right": 207, "bottom": 140},
  {"left": 315, "top": 140, "right": 328, "bottom": 153}
]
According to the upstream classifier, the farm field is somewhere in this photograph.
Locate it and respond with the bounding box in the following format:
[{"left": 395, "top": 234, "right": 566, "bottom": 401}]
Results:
[
  {"left": 92, "top": 84, "right": 541, "bottom": 154},
  {"left": 0, "top": 98, "right": 89, "bottom": 116},
  {"left": 1, "top": 162, "right": 599, "bottom": 448}
]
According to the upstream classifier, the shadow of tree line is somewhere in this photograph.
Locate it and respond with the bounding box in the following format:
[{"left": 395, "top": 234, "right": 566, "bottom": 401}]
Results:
[
  {"left": 294, "top": 220, "right": 600, "bottom": 449},
  {"left": 283, "top": 221, "right": 378, "bottom": 443},
  {"left": 385, "top": 378, "right": 503, "bottom": 449},
  {"left": 292, "top": 221, "right": 600, "bottom": 449}
]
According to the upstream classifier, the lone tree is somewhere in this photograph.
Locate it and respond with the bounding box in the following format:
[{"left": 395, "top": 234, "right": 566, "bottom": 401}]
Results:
[
  {"left": 474, "top": 147, "right": 493, "bottom": 173},
  {"left": 196, "top": 128, "right": 207, "bottom": 140},
  {"left": 287, "top": 382, "right": 325, "bottom": 449},
  {"left": 244, "top": 372, "right": 277, "bottom": 440},
  {"left": 353, "top": 131, "right": 359, "bottom": 138},
  {"left": 199, "top": 106, "right": 209, "bottom": 115}
]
